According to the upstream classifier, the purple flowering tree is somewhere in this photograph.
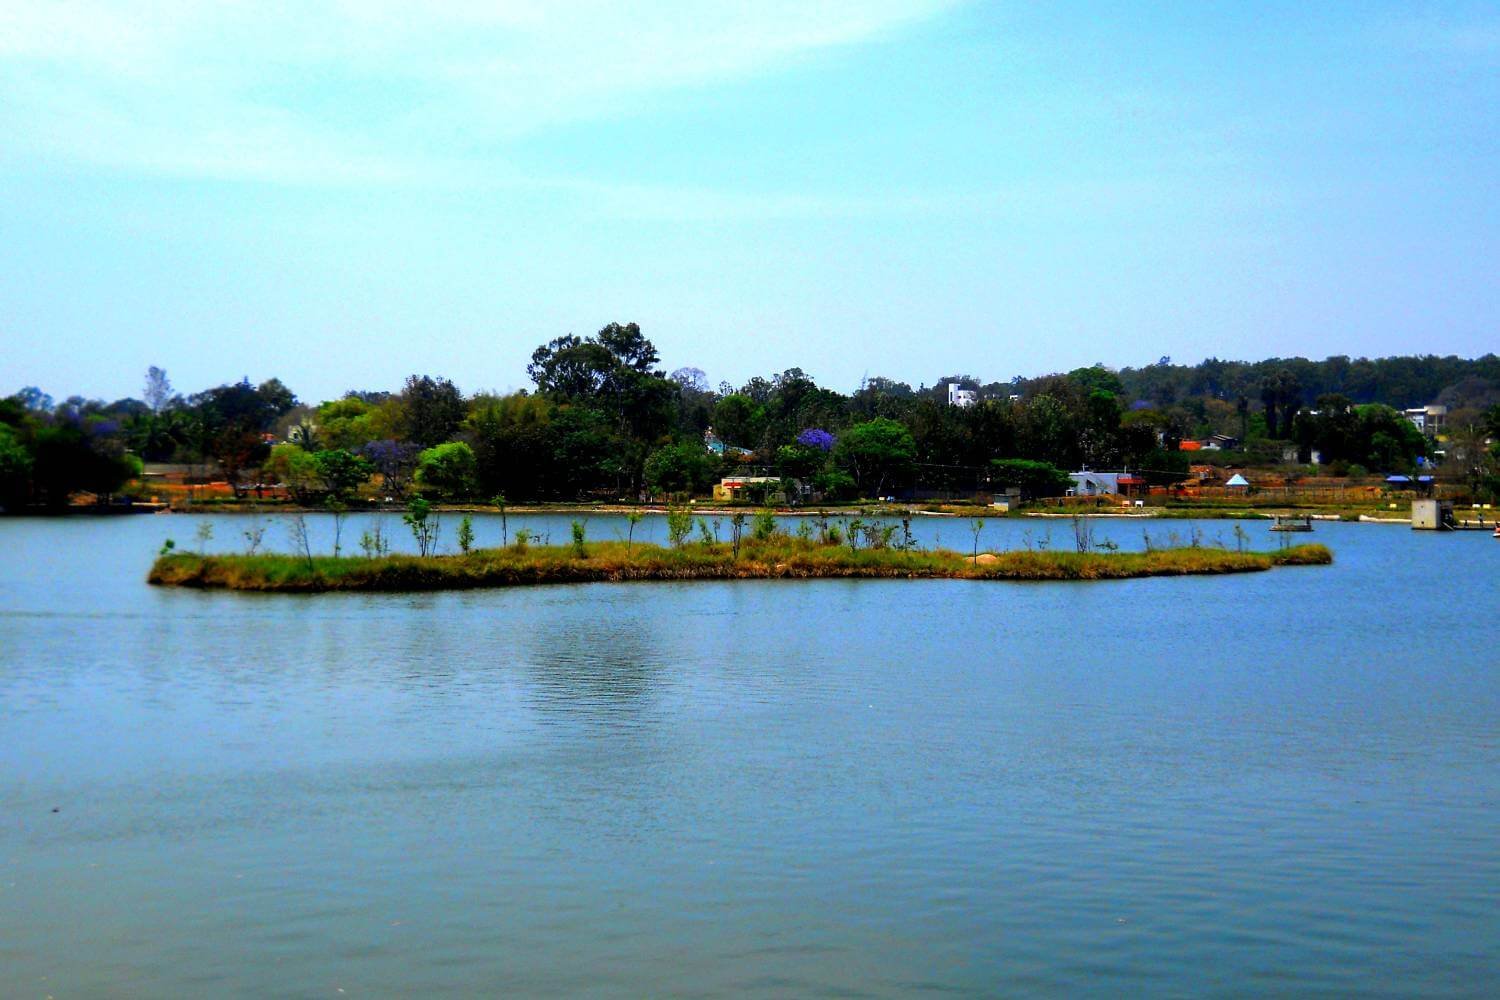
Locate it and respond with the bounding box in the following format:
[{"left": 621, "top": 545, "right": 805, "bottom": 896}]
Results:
[
  {"left": 361, "top": 439, "right": 419, "bottom": 500},
  {"left": 797, "top": 428, "right": 835, "bottom": 452}
]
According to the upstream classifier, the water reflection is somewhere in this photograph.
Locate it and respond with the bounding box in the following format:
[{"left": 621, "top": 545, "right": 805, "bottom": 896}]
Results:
[{"left": 520, "top": 589, "right": 668, "bottom": 734}]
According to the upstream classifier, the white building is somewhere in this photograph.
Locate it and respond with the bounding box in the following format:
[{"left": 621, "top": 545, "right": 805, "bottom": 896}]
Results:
[
  {"left": 947, "top": 384, "right": 978, "bottom": 408},
  {"left": 1404, "top": 405, "right": 1447, "bottom": 436}
]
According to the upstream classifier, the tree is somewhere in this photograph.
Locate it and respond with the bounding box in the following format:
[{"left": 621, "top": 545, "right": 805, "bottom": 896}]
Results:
[
  {"left": 595, "top": 321, "right": 659, "bottom": 373},
  {"left": 28, "top": 424, "right": 138, "bottom": 507},
  {"left": 144, "top": 366, "right": 173, "bottom": 413},
  {"left": 775, "top": 443, "right": 825, "bottom": 480},
  {"left": 835, "top": 418, "right": 916, "bottom": 497},
  {"left": 256, "top": 378, "right": 298, "bottom": 417},
  {"left": 185, "top": 378, "right": 286, "bottom": 486},
  {"left": 1066, "top": 365, "right": 1124, "bottom": 397},
  {"left": 263, "top": 442, "right": 318, "bottom": 499},
  {"left": 669, "top": 367, "right": 710, "bottom": 393},
  {"left": 1259, "top": 368, "right": 1302, "bottom": 439},
  {"left": 415, "top": 441, "right": 478, "bottom": 499},
  {"left": 361, "top": 439, "right": 419, "bottom": 499},
  {"left": 312, "top": 448, "right": 375, "bottom": 501},
  {"left": 712, "top": 394, "right": 763, "bottom": 448},
  {"left": 644, "top": 441, "right": 719, "bottom": 496},
  {"left": 400, "top": 375, "right": 466, "bottom": 449},
  {"left": 988, "top": 459, "right": 1073, "bottom": 499},
  {"left": 0, "top": 424, "right": 34, "bottom": 510},
  {"left": 403, "top": 497, "right": 438, "bottom": 557}
]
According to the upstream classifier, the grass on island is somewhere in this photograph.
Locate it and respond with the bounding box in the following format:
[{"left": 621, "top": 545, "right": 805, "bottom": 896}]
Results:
[{"left": 148, "top": 537, "right": 1333, "bottom": 593}]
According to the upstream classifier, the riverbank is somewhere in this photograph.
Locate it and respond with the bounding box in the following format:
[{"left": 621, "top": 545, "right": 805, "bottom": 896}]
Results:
[{"left": 148, "top": 540, "right": 1332, "bottom": 593}]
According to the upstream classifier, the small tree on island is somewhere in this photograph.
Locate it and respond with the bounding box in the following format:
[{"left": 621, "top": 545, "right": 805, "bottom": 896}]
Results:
[
  {"left": 457, "top": 515, "right": 475, "bottom": 555},
  {"left": 666, "top": 504, "right": 693, "bottom": 547},
  {"left": 403, "top": 497, "right": 439, "bottom": 557},
  {"left": 491, "top": 493, "right": 508, "bottom": 546},
  {"left": 625, "top": 509, "right": 643, "bottom": 554},
  {"left": 325, "top": 497, "right": 349, "bottom": 556},
  {"left": 729, "top": 512, "right": 746, "bottom": 559}
]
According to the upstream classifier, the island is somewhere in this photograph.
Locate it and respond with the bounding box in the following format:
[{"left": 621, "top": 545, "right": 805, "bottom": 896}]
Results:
[{"left": 148, "top": 538, "right": 1332, "bottom": 593}]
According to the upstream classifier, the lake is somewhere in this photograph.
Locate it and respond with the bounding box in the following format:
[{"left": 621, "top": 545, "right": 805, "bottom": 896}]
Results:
[{"left": 2, "top": 513, "right": 1498, "bottom": 996}]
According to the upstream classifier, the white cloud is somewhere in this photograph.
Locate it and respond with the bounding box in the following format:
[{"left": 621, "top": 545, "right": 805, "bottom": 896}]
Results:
[{"left": 0, "top": 1, "right": 959, "bottom": 184}]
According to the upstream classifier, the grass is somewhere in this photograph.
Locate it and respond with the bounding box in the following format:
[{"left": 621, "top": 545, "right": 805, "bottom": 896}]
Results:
[{"left": 148, "top": 538, "right": 1333, "bottom": 593}]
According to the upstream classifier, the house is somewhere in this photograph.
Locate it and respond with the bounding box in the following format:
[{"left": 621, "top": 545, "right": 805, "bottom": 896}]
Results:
[
  {"left": 713, "top": 476, "right": 798, "bottom": 503},
  {"left": 947, "top": 384, "right": 978, "bottom": 408},
  {"left": 704, "top": 428, "right": 753, "bottom": 458},
  {"left": 1069, "top": 471, "right": 1120, "bottom": 496},
  {"left": 1404, "top": 405, "right": 1447, "bottom": 436},
  {"left": 1067, "top": 471, "right": 1147, "bottom": 497},
  {"left": 1206, "top": 434, "right": 1240, "bottom": 450}
]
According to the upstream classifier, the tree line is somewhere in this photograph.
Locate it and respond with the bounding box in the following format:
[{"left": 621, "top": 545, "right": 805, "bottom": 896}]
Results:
[{"left": 3, "top": 329, "right": 1499, "bottom": 510}]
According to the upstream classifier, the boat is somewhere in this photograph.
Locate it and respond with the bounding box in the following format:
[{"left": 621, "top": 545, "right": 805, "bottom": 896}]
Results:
[{"left": 1270, "top": 514, "right": 1314, "bottom": 532}]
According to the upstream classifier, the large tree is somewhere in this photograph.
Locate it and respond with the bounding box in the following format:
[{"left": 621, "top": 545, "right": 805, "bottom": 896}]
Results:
[
  {"left": 400, "top": 375, "right": 466, "bottom": 449},
  {"left": 836, "top": 418, "right": 916, "bottom": 497}
]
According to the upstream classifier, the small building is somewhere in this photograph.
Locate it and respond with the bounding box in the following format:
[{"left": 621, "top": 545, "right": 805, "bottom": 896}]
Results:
[
  {"left": 704, "top": 428, "right": 753, "bottom": 458},
  {"left": 1206, "top": 434, "right": 1240, "bottom": 450},
  {"left": 1224, "top": 473, "right": 1250, "bottom": 492},
  {"left": 1405, "top": 405, "right": 1448, "bottom": 436},
  {"left": 713, "top": 476, "right": 792, "bottom": 504},
  {"left": 947, "top": 384, "right": 978, "bottom": 408},
  {"left": 1412, "top": 498, "right": 1456, "bottom": 530},
  {"left": 1069, "top": 471, "right": 1121, "bottom": 496},
  {"left": 1067, "top": 471, "right": 1147, "bottom": 497}
]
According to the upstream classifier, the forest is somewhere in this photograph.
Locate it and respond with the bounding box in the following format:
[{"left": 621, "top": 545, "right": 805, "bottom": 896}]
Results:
[{"left": 3, "top": 325, "right": 1499, "bottom": 510}]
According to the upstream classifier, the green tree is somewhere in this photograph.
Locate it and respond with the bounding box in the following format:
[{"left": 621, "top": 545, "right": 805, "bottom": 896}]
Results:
[
  {"left": 403, "top": 496, "right": 438, "bottom": 556},
  {"left": 415, "top": 441, "right": 478, "bottom": 499},
  {"left": 312, "top": 448, "right": 375, "bottom": 501},
  {"left": 835, "top": 418, "right": 916, "bottom": 497},
  {"left": 644, "top": 441, "right": 719, "bottom": 496},
  {"left": 775, "top": 443, "right": 825, "bottom": 481},
  {"left": 263, "top": 442, "right": 318, "bottom": 499},
  {"left": 988, "top": 459, "right": 1073, "bottom": 499},
  {"left": 0, "top": 424, "right": 34, "bottom": 510},
  {"left": 401, "top": 375, "right": 466, "bottom": 449},
  {"left": 711, "top": 394, "right": 764, "bottom": 448}
]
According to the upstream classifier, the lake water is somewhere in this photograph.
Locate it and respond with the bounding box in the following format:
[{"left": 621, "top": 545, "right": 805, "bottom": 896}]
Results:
[{"left": 2, "top": 513, "right": 1498, "bottom": 997}]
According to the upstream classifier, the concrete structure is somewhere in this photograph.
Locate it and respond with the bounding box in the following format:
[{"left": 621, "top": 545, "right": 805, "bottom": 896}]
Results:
[
  {"left": 947, "top": 384, "right": 978, "bottom": 408},
  {"left": 713, "top": 476, "right": 794, "bottom": 504},
  {"left": 1412, "top": 498, "right": 1456, "bottom": 530},
  {"left": 1068, "top": 471, "right": 1147, "bottom": 497},
  {"left": 1405, "top": 405, "right": 1448, "bottom": 436}
]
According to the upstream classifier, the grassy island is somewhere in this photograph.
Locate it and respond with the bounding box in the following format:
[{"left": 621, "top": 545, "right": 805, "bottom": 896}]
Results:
[{"left": 148, "top": 539, "right": 1332, "bottom": 593}]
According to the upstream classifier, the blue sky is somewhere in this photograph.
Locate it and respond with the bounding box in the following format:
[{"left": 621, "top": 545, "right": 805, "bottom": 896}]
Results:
[{"left": 2, "top": 1, "right": 1496, "bottom": 403}]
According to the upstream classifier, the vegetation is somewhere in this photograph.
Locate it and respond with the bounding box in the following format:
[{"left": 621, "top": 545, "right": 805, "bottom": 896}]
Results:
[
  {"left": 148, "top": 538, "right": 1331, "bottom": 593},
  {"left": 6, "top": 330, "right": 1500, "bottom": 513}
]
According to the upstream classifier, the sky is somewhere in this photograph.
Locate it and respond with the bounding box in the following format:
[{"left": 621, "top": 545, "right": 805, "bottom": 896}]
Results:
[{"left": 1, "top": 0, "right": 1497, "bottom": 404}]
